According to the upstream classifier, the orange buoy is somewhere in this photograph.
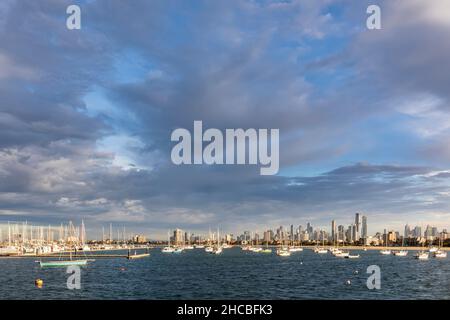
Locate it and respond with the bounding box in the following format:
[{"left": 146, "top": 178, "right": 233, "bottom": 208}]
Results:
[{"left": 35, "top": 279, "right": 44, "bottom": 288}]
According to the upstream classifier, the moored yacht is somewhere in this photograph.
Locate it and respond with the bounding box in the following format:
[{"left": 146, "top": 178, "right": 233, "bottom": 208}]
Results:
[
  {"left": 209, "top": 228, "right": 223, "bottom": 255},
  {"left": 212, "top": 246, "right": 223, "bottom": 255},
  {"left": 414, "top": 251, "right": 429, "bottom": 260},
  {"left": 392, "top": 250, "right": 408, "bottom": 256},
  {"left": 433, "top": 234, "right": 446, "bottom": 258},
  {"left": 434, "top": 250, "right": 447, "bottom": 258},
  {"left": 330, "top": 247, "right": 342, "bottom": 255},
  {"left": 162, "top": 246, "right": 175, "bottom": 253},
  {"left": 276, "top": 248, "right": 291, "bottom": 256},
  {"left": 162, "top": 230, "right": 175, "bottom": 253},
  {"left": 314, "top": 247, "right": 328, "bottom": 254},
  {"left": 335, "top": 251, "right": 350, "bottom": 258},
  {"left": 380, "top": 227, "right": 392, "bottom": 255}
]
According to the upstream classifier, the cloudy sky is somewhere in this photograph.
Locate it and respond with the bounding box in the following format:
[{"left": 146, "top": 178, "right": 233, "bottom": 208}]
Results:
[{"left": 1, "top": 0, "right": 450, "bottom": 239}]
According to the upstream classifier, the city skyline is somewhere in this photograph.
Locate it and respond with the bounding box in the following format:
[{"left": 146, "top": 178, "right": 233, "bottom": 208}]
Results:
[{"left": 1, "top": 212, "right": 448, "bottom": 242}]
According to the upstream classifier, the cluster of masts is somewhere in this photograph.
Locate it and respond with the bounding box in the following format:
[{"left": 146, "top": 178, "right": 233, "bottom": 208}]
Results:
[
  {"left": 0, "top": 220, "right": 85, "bottom": 247},
  {"left": 0, "top": 220, "right": 136, "bottom": 247}
]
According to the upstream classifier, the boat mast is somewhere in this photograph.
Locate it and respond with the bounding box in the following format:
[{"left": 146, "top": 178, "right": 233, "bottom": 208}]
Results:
[
  {"left": 217, "top": 227, "right": 220, "bottom": 247},
  {"left": 8, "top": 221, "right": 11, "bottom": 247},
  {"left": 168, "top": 230, "right": 171, "bottom": 247}
]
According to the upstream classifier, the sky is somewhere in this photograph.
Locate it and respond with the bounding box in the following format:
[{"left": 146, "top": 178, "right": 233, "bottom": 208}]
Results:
[{"left": 1, "top": 0, "right": 450, "bottom": 239}]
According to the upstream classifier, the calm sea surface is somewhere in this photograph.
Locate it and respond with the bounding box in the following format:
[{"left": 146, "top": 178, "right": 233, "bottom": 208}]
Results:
[{"left": 0, "top": 247, "right": 449, "bottom": 299}]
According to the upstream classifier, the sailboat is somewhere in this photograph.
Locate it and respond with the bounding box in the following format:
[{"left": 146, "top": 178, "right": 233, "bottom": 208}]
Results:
[
  {"left": 288, "top": 233, "right": 303, "bottom": 252},
  {"left": 393, "top": 234, "right": 408, "bottom": 256},
  {"left": 38, "top": 221, "right": 92, "bottom": 267},
  {"left": 314, "top": 233, "right": 327, "bottom": 254},
  {"left": 162, "top": 230, "right": 175, "bottom": 253},
  {"left": 211, "top": 228, "right": 223, "bottom": 255},
  {"left": 433, "top": 234, "right": 447, "bottom": 258},
  {"left": 345, "top": 253, "right": 360, "bottom": 259},
  {"left": 260, "top": 235, "right": 272, "bottom": 254},
  {"left": 314, "top": 247, "right": 328, "bottom": 254},
  {"left": 249, "top": 231, "right": 262, "bottom": 252},
  {"left": 415, "top": 251, "right": 429, "bottom": 260},
  {"left": 335, "top": 251, "right": 350, "bottom": 257},
  {"left": 205, "top": 228, "right": 214, "bottom": 253},
  {"left": 334, "top": 237, "right": 349, "bottom": 257},
  {"left": 276, "top": 232, "right": 291, "bottom": 256},
  {"left": 183, "top": 231, "right": 194, "bottom": 250},
  {"left": 393, "top": 250, "right": 408, "bottom": 256},
  {"left": 330, "top": 234, "right": 344, "bottom": 255},
  {"left": 194, "top": 237, "right": 205, "bottom": 249},
  {"left": 414, "top": 236, "right": 429, "bottom": 260},
  {"left": 434, "top": 250, "right": 447, "bottom": 258}
]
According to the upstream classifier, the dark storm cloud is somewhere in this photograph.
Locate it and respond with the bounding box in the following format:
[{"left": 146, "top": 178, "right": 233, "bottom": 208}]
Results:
[{"left": 0, "top": 0, "right": 112, "bottom": 149}]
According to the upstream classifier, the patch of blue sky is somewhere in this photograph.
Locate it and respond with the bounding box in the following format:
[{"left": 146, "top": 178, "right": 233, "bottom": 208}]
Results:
[
  {"left": 342, "top": 114, "right": 427, "bottom": 166},
  {"left": 82, "top": 86, "right": 146, "bottom": 170},
  {"left": 280, "top": 112, "right": 425, "bottom": 178},
  {"left": 112, "top": 49, "right": 156, "bottom": 84},
  {"left": 82, "top": 86, "right": 137, "bottom": 127}
]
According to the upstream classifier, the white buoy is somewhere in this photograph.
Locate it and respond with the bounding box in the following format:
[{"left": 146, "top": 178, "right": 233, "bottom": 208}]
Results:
[{"left": 346, "top": 280, "right": 351, "bottom": 285}]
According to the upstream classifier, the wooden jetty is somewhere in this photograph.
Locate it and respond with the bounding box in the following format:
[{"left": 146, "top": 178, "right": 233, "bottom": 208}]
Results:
[
  {"left": 127, "top": 253, "right": 150, "bottom": 260},
  {"left": 1, "top": 254, "right": 128, "bottom": 259}
]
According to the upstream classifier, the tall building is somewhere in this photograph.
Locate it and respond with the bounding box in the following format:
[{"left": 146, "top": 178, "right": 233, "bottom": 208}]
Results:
[
  {"left": 306, "top": 222, "right": 313, "bottom": 235},
  {"left": 174, "top": 228, "right": 183, "bottom": 245},
  {"left": 338, "top": 225, "right": 345, "bottom": 242},
  {"left": 331, "top": 220, "right": 336, "bottom": 242},
  {"left": 225, "top": 234, "right": 233, "bottom": 243},
  {"left": 263, "top": 230, "right": 271, "bottom": 243},
  {"left": 346, "top": 225, "right": 354, "bottom": 243},
  {"left": 404, "top": 224, "right": 411, "bottom": 238},
  {"left": 424, "top": 225, "right": 433, "bottom": 240},
  {"left": 290, "top": 224, "right": 294, "bottom": 242},
  {"left": 432, "top": 227, "right": 438, "bottom": 237},
  {"left": 354, "top": 213, "right": 361, "bottom": 240},
  {"left": 133, "top": 234, "right": 147, "bottom": 243},
  {"left": 361, "top": 216, "right": 367, "bottom": 240},
  {"left": 414, "top": 226, "right": 422, "bottom": 238},
  {"left": 388, "top": 231, "right": 396, "bottom": 242}
]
